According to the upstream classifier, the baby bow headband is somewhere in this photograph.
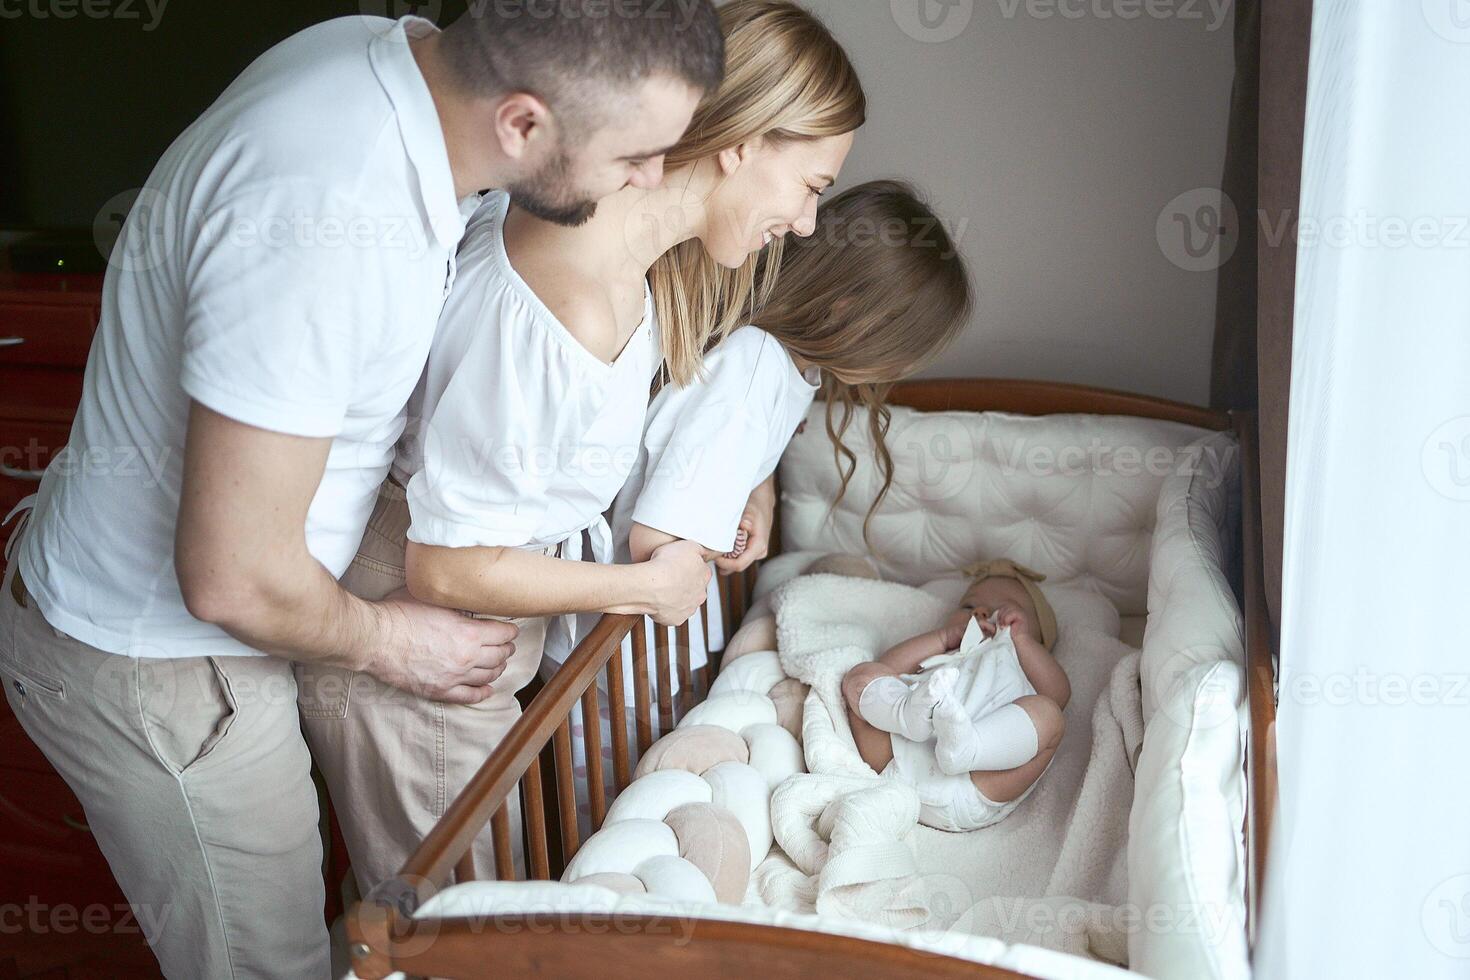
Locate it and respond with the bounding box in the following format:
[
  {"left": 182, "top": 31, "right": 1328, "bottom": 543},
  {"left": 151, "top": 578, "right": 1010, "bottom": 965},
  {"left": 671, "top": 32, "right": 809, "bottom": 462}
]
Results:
[{"left": 958, "top": 558, "right": 1059, "bottom": 651}]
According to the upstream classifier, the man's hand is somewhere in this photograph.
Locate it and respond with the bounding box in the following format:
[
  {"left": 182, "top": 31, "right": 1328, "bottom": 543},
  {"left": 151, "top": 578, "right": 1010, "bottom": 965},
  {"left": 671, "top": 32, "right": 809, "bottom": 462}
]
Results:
[
  {"left": 365, "top": 589, "right": 518, "bottom": 705},
  {"left": 647, "top": 539, "right": 714, "bottom": 626},
  {"left": 715, "top": 475, "right": 775, "bottom": 576}
]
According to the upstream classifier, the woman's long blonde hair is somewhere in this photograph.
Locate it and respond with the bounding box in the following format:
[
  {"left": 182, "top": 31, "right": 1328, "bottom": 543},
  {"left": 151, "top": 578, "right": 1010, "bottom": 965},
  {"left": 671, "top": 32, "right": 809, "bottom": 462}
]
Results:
[
  {"left": 652, "top": 0, "right": 866, "bottom": 386},
  {"left": 751, "top": 180, "right": 974, "bottom": 542}
]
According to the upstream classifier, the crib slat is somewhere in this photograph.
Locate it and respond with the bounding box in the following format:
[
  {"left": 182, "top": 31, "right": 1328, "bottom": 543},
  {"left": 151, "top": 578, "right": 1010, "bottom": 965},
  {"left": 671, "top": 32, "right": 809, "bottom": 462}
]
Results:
[
  {"left": 454, "top": 851, "right": 476, "bottom": 884},
  {"left": 523, "top": 759, "right": 550, "bottom": 881},
  {"left": 606, "top": 644, "right": 632, "bottom": 792},
  {"left": 698, "top": 603, "right": 711, "bottom": 693},
  {"left": 581, "top": 685, "right": 607, "bottom": 829},
  {"left": 676, "top": 621, "right": 693, "bottom": 716},
  {"left": 490, "top": 804, "right": 514, "bottom": 881},
  {"left": 552, "top": 720, "right": 580, "bottom": 860},
  {"left": 632, "top": 617, "right": 653, "bottom": 755},
  {"left": 729, "top": 570, "right": 747, "bottom": 636},
  {"left": 653, "top": 624, "right": 674, "bottom": 736}
]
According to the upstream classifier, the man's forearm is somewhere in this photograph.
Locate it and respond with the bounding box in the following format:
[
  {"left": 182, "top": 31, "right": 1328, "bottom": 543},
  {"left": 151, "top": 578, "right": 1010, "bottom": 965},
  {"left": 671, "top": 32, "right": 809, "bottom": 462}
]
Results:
[{"left": 183, "top": 542, "right": 385, "bottom": 669}]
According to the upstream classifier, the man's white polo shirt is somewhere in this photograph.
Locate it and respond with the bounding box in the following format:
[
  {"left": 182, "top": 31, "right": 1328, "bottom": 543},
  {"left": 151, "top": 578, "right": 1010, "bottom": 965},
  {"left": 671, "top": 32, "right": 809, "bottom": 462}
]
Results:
[{"left": 16, "top": 16, "right": 475, "bottom": 659}]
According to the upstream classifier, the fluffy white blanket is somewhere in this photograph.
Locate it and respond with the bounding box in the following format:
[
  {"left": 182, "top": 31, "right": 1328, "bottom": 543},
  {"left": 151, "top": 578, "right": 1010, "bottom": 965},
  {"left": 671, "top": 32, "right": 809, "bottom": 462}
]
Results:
[{"left": 759, "top": 573, "right": 1144, "bottom": 965}]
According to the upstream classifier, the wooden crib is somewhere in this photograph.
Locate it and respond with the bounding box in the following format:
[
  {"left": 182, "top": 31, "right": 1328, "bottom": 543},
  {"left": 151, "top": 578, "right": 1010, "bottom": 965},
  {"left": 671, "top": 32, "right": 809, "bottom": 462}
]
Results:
[{"left": 346, "top": 379, "right": 1279, "bottom": 980}]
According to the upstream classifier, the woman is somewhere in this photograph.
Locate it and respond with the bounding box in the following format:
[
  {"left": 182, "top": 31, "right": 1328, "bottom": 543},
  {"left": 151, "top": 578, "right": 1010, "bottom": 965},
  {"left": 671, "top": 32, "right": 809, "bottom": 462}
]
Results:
[{"left": 301, "top": 0, "right": 867, "bottom": 893}]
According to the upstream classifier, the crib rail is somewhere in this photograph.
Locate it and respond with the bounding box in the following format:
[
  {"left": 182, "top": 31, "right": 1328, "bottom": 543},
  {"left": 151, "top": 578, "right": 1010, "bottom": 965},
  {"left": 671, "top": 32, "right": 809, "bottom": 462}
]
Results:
[
  {"left": 349, "top": 564, "right": 758, "bottom": 977},
  {"left": 1235, "top": 411, "right": 1279, "bottom": 948}
]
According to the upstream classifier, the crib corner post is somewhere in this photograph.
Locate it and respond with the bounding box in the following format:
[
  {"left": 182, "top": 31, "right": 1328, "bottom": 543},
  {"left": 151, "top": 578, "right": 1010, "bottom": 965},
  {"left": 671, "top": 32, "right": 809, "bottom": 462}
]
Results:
[{"left": 346, "top": 899, "right": 397, "bottom": 980}]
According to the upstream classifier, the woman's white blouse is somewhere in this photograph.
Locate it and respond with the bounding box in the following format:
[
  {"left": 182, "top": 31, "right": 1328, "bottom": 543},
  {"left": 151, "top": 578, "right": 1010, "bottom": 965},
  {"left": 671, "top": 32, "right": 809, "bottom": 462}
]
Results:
[
  {"left": 395, "top": 192, "right": 661, "bottom": 561},
  {"left": 610, "top": 326, "right": 821, "bottom": 559}
]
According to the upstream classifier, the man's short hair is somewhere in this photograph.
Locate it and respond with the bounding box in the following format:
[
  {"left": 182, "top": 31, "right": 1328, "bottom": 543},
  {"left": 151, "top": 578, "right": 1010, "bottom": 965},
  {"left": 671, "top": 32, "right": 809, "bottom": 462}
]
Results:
[{"left": 441, "top": 0, "right": 725, "bottom": 129}]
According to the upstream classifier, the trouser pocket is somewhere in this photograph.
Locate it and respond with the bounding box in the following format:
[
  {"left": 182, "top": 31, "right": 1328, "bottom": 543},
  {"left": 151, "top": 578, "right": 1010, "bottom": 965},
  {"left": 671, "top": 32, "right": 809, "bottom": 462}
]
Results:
[
  {"left": 139, "top": 657, "right": 239, "bottom": 776},
  {"left": 0, "top": 654, "right": 67, "bottom": 703}
]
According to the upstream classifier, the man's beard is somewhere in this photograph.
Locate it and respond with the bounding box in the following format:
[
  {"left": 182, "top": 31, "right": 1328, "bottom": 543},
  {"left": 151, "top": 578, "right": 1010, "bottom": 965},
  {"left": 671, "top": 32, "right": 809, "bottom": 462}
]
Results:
[{"left": 507, "top": 148, "right": 600, "bottom": 228}]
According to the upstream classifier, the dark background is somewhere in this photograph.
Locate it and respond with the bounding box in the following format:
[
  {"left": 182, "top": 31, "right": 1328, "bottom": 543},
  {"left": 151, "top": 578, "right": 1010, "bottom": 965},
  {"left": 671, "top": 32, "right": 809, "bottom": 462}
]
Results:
[{"left": 0, "top": 1, "right": 471, "bottom": 233}]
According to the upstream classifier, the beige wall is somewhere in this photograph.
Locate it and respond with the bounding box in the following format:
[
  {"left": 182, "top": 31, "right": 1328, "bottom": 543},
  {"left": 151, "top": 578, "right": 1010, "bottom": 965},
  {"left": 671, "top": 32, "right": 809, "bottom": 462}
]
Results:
[{"left": 798, "top": 0, "right": 1237, "bottom": 405}]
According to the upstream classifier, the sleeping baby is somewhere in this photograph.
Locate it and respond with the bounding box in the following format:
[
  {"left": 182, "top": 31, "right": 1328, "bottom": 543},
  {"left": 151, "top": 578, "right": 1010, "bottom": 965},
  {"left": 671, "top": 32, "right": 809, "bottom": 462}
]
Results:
[{"left": 840, "top": 559, "right": 1072, "bottom": 832}]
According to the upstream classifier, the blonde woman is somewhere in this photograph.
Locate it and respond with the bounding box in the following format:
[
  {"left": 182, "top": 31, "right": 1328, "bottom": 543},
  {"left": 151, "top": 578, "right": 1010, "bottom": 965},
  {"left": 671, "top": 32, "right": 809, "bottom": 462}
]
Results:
[{"left": 300, "top": 0, "right": 866, "bottom": 893}]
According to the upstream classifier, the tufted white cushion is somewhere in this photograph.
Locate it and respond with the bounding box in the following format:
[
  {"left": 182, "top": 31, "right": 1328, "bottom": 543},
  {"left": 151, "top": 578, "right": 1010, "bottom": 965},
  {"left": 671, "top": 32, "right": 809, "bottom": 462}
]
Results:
[
  {"left": 678, "top": 692, "right": 779, "bottom": 733},
  {"left": 741, "top": 723, "right": 805, "bottom": 791},
  {"left": 781, "top": 406, "right": 1230, "bottom": 616},
  {"left": 603, "top": 769, "right": 714, "bottom": 826},
  {"left": 561, "top": 819, "right": 678, "bottom": 883},
  {"left": 703, "top": 761, "right": 775, "bottom": 873}
]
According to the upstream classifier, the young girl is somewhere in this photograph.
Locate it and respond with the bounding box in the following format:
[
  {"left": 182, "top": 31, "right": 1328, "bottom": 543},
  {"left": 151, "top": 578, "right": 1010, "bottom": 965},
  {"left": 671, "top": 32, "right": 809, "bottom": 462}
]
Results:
[
  {"left": 611, "top": 180, "right": 974, "bottom": 653},
  {"left": 596, "top": 182, "right": 968, "bottom": 842},
  {"left": 300, "top": 0, "right": 866, "bottom": 893}
]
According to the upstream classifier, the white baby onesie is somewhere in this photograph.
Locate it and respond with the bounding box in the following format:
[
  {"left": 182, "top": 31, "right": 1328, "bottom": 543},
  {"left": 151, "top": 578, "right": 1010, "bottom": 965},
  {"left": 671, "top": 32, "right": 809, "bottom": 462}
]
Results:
[{"left": 883, "top": 619, "right": 1042, "bottom": 831}]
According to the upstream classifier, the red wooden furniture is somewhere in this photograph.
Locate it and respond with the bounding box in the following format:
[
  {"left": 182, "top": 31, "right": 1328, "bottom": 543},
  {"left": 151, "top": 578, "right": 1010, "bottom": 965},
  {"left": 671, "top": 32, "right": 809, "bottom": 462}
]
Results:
[
  {"left": 0, "top": 273, "right": 127, "bottom": 922},
  {"left": 0, "top": 273, "right": 351, "bottom": 971}
]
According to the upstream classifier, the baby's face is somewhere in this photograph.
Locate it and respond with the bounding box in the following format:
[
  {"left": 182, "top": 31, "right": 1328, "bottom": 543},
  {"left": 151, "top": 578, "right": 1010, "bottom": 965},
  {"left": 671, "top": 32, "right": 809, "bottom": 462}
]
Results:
[{"left": 944, "top": 577, "right": 1043, "bottom": 646}]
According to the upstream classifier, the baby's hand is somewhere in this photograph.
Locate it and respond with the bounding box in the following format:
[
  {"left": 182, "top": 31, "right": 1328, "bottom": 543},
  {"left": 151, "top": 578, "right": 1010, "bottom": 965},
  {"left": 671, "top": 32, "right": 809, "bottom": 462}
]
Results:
[
  {"left": 997, "top": 607, "right": 1031, "bottom": 638},
  {"left": 939, "top": 617, "right": 970, "bottom": 650}
]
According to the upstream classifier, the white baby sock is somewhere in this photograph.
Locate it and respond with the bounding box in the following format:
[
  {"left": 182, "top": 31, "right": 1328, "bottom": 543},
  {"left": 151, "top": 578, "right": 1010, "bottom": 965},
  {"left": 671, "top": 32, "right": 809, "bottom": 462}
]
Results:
[
  {"left": 857, "top": 673, "right": 946, "bottom": 742},
  {"left": 932, "top": 700, "right": 1040, "bottom": 776}
]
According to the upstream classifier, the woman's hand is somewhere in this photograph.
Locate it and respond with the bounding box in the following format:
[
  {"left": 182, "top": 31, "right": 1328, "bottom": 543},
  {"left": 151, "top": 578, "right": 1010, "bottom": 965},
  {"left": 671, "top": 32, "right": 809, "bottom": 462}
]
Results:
[
  {"left": 646, "top": 539, "right": 714, "bottom": 626},
  {"left": 715, "top": 476, "right": 775, "bottom": 576}
]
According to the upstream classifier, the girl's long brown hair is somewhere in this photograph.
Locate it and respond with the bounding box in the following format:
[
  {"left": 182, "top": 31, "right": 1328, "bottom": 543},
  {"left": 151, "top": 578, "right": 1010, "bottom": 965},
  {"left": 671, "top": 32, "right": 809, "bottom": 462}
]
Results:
[
  {"left": 750, "top": 180, "right": 974, "bottom": 542},
  {"left": 651, "top": 0, "right": 866, "bottom": 386}
]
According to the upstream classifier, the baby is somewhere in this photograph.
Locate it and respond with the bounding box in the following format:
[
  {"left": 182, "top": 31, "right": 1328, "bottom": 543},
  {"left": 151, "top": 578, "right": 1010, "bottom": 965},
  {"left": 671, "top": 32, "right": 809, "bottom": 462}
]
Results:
[{"left": 841, "top": 559, "right": 1072, "bottom": 832}]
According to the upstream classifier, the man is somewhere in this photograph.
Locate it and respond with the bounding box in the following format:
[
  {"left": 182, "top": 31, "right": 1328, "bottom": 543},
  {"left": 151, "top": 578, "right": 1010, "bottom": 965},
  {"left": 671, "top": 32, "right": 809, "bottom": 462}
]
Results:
[{"left": 0, "top": 4, "right": 722, "bottom": 977}]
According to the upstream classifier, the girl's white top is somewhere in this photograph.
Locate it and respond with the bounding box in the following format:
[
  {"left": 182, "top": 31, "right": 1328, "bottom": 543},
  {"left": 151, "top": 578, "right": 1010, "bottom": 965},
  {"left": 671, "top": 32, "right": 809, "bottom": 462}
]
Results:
[{"left": 610, "top": 326, "right": 820, "bottom": 560}]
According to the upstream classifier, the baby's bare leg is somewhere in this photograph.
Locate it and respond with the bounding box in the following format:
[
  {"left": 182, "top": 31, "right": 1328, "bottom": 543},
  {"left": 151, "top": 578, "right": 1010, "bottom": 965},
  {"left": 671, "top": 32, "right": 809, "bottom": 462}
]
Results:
[{"left": 969, "top": 695, "right": 1066, "bottom": 803}]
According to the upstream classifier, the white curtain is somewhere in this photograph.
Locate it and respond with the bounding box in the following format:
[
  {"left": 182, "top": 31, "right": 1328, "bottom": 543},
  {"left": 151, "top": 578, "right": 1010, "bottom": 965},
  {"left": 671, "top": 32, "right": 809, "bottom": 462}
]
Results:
[{"left": 1257, "top": 3, "right": 1470, "bottom": 977}]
